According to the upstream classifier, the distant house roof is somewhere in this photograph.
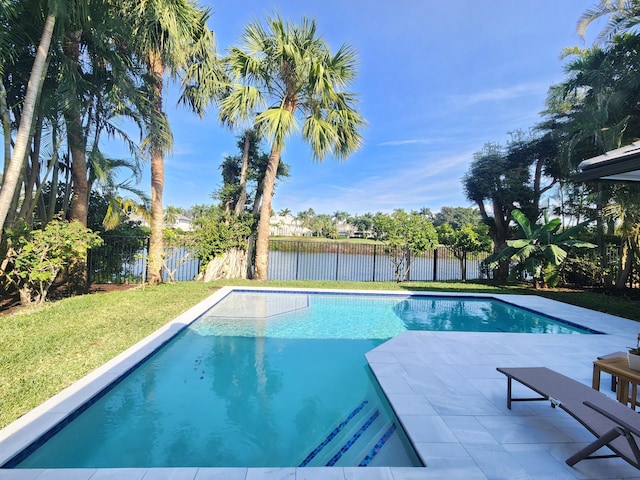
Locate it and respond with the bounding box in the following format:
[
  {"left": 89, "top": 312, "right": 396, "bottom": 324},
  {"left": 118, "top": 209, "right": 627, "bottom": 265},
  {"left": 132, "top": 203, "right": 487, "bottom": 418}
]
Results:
[{"left": 574, "top": 143, "right": 640, "bottom": 182}]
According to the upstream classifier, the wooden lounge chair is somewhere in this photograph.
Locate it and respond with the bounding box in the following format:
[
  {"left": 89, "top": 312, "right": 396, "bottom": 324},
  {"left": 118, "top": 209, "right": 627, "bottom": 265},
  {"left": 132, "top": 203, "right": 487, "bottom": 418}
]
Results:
[{"left": 497, "top": 367, "right": 640, "bottom": 469}]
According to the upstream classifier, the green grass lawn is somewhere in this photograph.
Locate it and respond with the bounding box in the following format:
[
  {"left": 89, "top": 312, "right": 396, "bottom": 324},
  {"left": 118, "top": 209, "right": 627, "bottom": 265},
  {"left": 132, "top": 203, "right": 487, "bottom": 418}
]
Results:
[{"left": 1, "top": 279, "right": 638, "bottom": 430}]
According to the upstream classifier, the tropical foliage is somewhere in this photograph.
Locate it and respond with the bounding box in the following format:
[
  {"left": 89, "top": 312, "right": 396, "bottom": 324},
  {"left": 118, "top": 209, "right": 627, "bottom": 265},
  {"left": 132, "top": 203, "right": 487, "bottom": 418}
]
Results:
[
  {"left": 0, "top": 219, "right": 102, "bottom": 305},
  {"left": 0, "top": 0, "right": 220, "bottom": 294},
  {"left": 2, "top": 1, "right": 640, "bottom": 296},
  {"left": 460, "top": 2, "right": 640, "bottom": 289},
  {"left": 220, "top": 15, "right": 365, "bottom": 280},
  {"left": 486, "top": 210, "right": 596, "bottom": 288},
  {"left": 189, "top": 208, "right": 252, "bottom": 264}
]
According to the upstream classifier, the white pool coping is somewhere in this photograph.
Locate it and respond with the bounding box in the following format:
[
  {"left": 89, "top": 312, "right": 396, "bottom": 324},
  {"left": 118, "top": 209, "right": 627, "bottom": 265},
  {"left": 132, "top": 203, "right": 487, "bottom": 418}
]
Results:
[{"left": 1, "top": 286, "right": 640, "bottom": 480}]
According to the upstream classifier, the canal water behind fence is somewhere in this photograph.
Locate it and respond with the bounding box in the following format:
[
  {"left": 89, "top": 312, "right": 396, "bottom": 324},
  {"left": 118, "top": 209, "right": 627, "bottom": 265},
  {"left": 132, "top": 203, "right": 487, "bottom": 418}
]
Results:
[
  {"left": 89, "top": 237, "right": 489, "bottom": 283},
  {"left": 267, "top": 251, "right": 486, "bottom": 281}
]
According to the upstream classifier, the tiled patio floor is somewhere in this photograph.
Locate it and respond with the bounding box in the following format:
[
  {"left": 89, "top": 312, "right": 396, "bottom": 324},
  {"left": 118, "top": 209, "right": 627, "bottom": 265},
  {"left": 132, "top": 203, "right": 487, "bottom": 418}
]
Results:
[
  {"left": 1, "top": 289, "right": 639, "bottom": 479},
  {"left": 366, "top": 294, "right": 640, "bottom": 479}
]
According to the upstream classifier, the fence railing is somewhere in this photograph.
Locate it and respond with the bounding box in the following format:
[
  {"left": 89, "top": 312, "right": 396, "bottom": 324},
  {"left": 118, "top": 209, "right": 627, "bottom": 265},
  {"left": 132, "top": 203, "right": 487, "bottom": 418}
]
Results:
[
  {"left": 267, "top": 240, "right": 490, "bottom": 282},
  {"left": 86, "top": 236, "right": 638, "bottom": 287},
  {"left": 88, "top": 236, "right": 200, "bottom": 284},
  {"left": 88, "top": 237, "right": 490, "bottom": 284}
]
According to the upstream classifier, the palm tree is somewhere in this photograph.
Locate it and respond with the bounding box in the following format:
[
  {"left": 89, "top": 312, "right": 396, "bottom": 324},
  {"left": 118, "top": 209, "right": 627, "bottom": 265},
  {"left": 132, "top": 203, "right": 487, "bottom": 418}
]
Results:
[
  {"left": 221, "top": 15, "right": 365, "bottom": 280},
  {"left": 126, "top": 0, "right": 218, "bottom": 285},
  {"left": 296, "top": 208, "right": 316, "bottom": 230},
  {"left": 164, "top": 205, "right": 182, "bottom": 226},
  {"left": 0, "top": 3, "right": 56, "bottom": 239},
  {"left": 332, "top": 210, "right": 349, "bottom": 223},
  {"left": 577, "top": 0, "right": 640, "bottom": 43}
]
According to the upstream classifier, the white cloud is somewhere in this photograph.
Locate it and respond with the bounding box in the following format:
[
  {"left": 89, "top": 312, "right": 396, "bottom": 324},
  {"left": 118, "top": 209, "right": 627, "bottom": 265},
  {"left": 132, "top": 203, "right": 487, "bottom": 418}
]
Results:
[
  {"left": 273, "top": 150, "right": 476, "bottom": 215},
  {"left": 449, "top": 82, "right": 549, "bottom": 108}
]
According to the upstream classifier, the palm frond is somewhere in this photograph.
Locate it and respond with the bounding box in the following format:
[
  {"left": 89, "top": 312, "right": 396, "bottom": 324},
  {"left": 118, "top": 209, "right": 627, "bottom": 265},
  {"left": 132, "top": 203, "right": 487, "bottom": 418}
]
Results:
[
  {"left": 255, "top": 107, "right": 297, "bottom": 150},
  {"left": 219, "top": 85, "right": 265, "bottom": 129}
]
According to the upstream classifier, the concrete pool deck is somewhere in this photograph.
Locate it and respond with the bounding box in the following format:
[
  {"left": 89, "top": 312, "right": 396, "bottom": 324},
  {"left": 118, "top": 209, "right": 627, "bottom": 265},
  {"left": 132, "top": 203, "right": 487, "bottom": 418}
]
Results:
[{"left": 1, "top": 287, "right": 640, "bottom": 479}]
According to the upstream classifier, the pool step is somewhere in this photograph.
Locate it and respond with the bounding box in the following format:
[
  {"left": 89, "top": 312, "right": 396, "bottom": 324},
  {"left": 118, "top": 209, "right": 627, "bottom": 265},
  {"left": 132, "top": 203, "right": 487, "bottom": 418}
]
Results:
[{"left": 298, "top": 400, "right": 398, "bottom": 467}]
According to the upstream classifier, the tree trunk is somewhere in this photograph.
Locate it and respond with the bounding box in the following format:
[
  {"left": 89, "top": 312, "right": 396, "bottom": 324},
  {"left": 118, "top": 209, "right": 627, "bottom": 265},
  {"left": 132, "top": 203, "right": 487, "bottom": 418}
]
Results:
[
  {"left": 61, "top": 162, "right": 72, "bottom": 217},
  {"left": 64, "top": 30, "right": 88, "bottom": 227},
  {"left": 0, "top": 81, "right": 12, "bottom": 178},
  {"left": 253, "top": 144, "right": 281, "bottom": 281},
  {"left": 197, "top": 247, "right": 248, "bottom": 281},
  {"left": 46, "top": 158, "right": 59, "bottom": 223},
  {"left": 0, "top": 13, "right": 55, "bottom": 239},
  {"left": 147, "top": 53, "right": 166, "bottom": 286},
  {"left": 66, "top": 113, "right": 88, "bottom": 225},
  {"left": 18, "top": 121, "right": 42, "bottom": 223},
  {"left": 491, "top": 199, "right": 511, "bottom": 281},
  {"left": 234, "top": 131, "right": 251, "bottom": 216},
  {"left": 616, "top": 238, "right": 633, "bottom": 289},
  {"left": 64, "top": 30, "right": 90, "bottom": 294}
]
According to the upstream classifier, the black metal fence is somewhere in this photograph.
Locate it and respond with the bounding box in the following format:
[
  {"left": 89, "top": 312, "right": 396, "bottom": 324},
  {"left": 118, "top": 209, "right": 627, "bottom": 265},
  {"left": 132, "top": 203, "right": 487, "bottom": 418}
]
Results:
[
  {"left": 87, "top": 236, "right": 638, "bottom": 287},
  {"left": 88, "top": 236, "right": 201, "bottom": 284},
  {"left": 267, "top": 240, "right": 491, "bottom": 282},
  {"left": 88, "top": 237, "right": 490, "bottom": 284}
]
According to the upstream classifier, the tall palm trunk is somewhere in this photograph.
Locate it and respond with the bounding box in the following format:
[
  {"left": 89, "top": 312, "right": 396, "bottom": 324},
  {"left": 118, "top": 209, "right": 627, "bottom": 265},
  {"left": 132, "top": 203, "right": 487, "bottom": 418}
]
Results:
[
  {"left": 65, "top": 113, "right": 89, "bottom": 293},
  {"left": 0, "top": 82, "right": 12, "bottom": 177},
  {"left": 147, "top": 52, "right": 165, "bottom": 285},
  {"left": 233, "top": 131, "right": 251, "bottom": 216},
  {"left": 18, "top": 111, "right": 43, "bottom": 222},
  {"left": 0, "top": 13, "right": 55, "bottom": 239},
  {"left": 64, "top": 30, "right": 90, "bottom": 294},
  {"left": 254, "top": 144, "right": 280, "bottom": 280},
  {"left": 64, "top": 30, "right": 89, "bottom": 227},
  {"left": 245, "top": 166, "right": 265, "bottom": 279},
  {"left": 66, "top": 113, "right": 88, "bottom": 225}
]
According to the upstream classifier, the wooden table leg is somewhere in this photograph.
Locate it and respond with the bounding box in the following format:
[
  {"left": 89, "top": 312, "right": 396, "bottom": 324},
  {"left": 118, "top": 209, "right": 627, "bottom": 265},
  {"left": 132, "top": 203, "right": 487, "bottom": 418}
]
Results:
[
  {"left": 592, "top": 364, "right": 602, "bottom": 390},
  {"left": 618, "top": 377, "right": 631, "bottom": 406}
]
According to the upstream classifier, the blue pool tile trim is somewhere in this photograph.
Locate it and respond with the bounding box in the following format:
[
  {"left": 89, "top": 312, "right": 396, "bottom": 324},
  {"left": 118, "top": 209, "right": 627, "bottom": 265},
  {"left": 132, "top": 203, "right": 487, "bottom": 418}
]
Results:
[
  {"left": 326, "top": 410, "right": 380, "bottom": 467},
  {"left": 359, "top": 423, "right": 397, "bottom": 467},
  {"left": 298, "top": 400, "right": 369, "bottom": 467}
]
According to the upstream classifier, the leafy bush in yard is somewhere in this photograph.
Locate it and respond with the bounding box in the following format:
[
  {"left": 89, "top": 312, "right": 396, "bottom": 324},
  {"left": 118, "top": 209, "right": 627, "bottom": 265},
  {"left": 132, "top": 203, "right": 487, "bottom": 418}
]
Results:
[{"left": 1, "top": 219, "right": 103, "bottom": 305}]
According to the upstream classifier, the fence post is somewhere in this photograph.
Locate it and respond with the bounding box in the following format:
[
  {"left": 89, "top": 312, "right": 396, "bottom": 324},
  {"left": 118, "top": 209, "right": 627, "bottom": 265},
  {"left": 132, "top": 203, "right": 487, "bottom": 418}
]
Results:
[
  {"left": 335, "top": 243, "right": 340, "bottom": 281},
  {"left": 141, "top": 237, "right": 149, "bottom": 284},
  {"left": 295, "top": 241, "right": 300, "bottom": 280},
  {"left": 406, "top": 248, "right": 411, "bottom": 282},
  {"left": 462, "top": 251, "right": 467, "bottom": 282},
  {"left": 372, "top": 244, "right": 377, "bottom": 281},
  {"left": 433, "top": 247, "right": 438, "bottom": 281}
]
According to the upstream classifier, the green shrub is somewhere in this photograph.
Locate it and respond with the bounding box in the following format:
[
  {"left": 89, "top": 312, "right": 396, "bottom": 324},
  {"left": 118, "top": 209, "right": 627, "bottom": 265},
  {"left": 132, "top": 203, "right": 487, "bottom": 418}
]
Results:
[{"left": 1, "top": 219, "right": 103, "bottom": 305}]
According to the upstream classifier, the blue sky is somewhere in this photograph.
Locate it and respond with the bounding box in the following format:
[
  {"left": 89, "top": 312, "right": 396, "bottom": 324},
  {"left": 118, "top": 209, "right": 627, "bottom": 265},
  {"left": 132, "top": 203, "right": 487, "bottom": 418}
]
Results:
[{"left": 149, "top": 0, "right": 597, "bottom": 216}]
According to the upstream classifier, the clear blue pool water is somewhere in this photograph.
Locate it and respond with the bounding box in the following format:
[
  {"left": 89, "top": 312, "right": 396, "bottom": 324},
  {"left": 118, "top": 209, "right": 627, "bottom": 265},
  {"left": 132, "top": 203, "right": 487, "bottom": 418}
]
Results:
[{"left": 10, "top": 292, "right": 592, "bottom": 469}]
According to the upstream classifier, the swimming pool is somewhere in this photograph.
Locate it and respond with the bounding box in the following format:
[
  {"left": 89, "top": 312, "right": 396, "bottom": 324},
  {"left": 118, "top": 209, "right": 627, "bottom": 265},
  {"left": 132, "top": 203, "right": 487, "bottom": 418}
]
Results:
[{"left": 1, "top": 290, "right": 597, "bottom": 472}]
